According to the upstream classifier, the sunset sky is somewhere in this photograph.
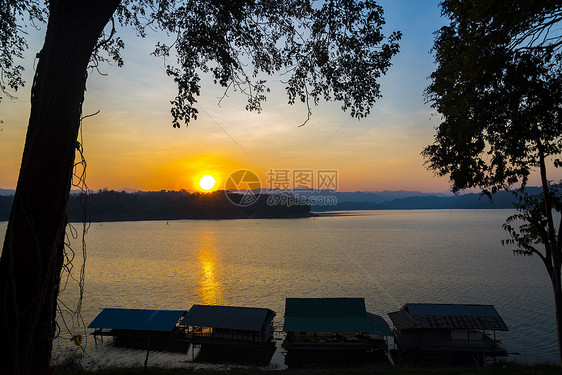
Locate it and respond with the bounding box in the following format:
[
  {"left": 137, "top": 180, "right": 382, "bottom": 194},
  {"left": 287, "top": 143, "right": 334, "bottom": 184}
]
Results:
[{"left": 1, "top": 1, "right": 556, "bottom": 193}]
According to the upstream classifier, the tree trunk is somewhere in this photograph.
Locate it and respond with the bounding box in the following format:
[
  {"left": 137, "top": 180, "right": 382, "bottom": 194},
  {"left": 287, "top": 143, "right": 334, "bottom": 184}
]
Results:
[
  {"left": 552, "top": 268, "right": 562, "bottom": 367},
  {"left": 0, "top": 1, "right": 119, "bottom": 374}
]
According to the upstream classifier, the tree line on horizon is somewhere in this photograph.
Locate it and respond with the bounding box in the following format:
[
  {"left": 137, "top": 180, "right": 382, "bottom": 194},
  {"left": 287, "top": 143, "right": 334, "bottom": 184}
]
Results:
[{"left": 0, "top": 189, "right": 312, "bottom": 222}]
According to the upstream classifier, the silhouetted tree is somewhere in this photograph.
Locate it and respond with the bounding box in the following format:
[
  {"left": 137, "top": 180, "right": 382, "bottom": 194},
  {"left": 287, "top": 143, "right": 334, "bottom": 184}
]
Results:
[
  {"left": 0, "top": 1, "right": 400, "bottom": 373},
  {"left": 423, "top": 0, "right": 562, "bottom": 365}
]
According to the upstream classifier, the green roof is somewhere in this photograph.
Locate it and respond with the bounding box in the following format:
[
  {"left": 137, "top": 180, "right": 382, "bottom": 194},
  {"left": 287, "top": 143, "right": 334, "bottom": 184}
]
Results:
[
  {"left": 367, "top": 313, "right": 392, "bottom": 336},
  {"left": 283, "top": 298, "right": 391, "bottom": 336},
  {"left": 285, "top": 298, "right": 366, "bottom": 317}
]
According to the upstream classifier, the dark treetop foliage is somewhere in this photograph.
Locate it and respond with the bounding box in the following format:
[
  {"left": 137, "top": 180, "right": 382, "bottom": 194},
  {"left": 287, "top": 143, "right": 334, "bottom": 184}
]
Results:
[
  {"left": 423, "top": 0, "right": 562, "bottom": 195},
  {"left": 0, "top": 1, "right": 45, "bottom": 101},
  {"left": 2, "top": 0, "right": 401, "bottom": 127}
]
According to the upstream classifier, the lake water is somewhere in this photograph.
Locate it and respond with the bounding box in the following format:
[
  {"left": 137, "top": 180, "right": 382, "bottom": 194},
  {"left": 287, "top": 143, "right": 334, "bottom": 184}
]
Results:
[{"left": 0, "top": 209, "right": 559, "bottom": 368}]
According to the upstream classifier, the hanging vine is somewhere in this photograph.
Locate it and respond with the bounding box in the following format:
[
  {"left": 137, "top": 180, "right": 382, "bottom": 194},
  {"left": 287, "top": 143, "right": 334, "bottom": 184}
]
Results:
[{"left": 54, "top": 110, "right": 99, "bottom": 362}]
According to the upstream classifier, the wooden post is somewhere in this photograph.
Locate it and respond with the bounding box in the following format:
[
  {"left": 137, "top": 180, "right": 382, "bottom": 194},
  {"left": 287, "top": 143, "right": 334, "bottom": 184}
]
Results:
[{"left": 144, "top": 338, "right": 150, "bottom": 372}]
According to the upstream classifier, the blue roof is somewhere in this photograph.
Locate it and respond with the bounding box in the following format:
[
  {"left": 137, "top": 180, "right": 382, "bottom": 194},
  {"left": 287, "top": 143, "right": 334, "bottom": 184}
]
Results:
[
  {"left": 88, "top": 308, "right": 186, "bottom": 332},
  {"left": 283, "top": 298, "right": 391, "bottom": 336},
  {"left": 181, "top": 304, "right": 275, "bottom": 331}
]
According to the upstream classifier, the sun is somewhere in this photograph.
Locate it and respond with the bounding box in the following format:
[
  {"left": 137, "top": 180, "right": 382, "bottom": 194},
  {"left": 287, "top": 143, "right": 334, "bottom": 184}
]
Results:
[{"left": 199, "top": 175, "right": 216, "bottom": 191}]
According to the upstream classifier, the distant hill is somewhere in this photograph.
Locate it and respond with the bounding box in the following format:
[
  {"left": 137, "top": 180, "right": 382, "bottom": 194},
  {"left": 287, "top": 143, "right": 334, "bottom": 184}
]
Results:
[
  {"left": 309, "top": 189, "right": 545, "bottom": 211},
  {"left": 287, "top": 189, "right": 451, "bottom": 204},
  {"left": 0, "top": 188, "right": 15, "bottom": 196}
]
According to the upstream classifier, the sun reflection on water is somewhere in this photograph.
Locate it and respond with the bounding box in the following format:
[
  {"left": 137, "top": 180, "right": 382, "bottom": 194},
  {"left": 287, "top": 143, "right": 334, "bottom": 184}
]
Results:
[{"left": 197, "top": 232, "right": 224, "bottom": 305}]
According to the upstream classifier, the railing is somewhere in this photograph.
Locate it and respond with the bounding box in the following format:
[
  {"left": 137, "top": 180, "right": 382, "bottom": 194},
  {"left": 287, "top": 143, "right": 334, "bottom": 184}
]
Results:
[
  {"left": 450, "top": 339, "right": 494, "bottom": 347},
  {"left": 190, "top": 331, "right": 267, "bottom": 342},
  {"left": 192, "top": 332, "right": 213, "bottom": 338}
]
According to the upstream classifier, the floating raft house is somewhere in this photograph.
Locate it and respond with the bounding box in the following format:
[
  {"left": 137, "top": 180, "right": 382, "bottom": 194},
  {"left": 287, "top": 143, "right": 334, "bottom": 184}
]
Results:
[
  {"left": 283, "top": 298, "right": 391, "bottom": 351},
  {"left": 282, "top": 298, "right": 392, "bottom": 367},
  {"left": 388, "top": 303, "right": 508, "bottom": 366},
  {"left": 181, "top": 304, "right": 276, "bottom": 344}
]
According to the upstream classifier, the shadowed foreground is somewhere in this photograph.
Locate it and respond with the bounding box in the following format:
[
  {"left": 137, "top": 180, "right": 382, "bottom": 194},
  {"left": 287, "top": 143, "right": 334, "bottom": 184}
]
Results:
[{"left": 57, "top": 363, "right": 561, "bottom": 375}]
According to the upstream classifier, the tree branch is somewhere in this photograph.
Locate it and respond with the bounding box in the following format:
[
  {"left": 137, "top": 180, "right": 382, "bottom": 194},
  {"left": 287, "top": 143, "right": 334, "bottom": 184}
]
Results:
[{"left": 537, "top": 140, "right": 559, "bottom": 269}]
